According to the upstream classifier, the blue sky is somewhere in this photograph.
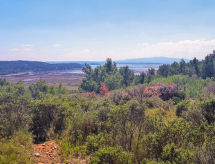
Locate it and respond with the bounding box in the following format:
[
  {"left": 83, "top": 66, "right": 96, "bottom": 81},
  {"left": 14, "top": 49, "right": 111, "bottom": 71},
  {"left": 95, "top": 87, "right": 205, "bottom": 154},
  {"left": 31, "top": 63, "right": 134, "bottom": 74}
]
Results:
[{"left": 1, "top": 0, "right": 215, "bottom": 61}]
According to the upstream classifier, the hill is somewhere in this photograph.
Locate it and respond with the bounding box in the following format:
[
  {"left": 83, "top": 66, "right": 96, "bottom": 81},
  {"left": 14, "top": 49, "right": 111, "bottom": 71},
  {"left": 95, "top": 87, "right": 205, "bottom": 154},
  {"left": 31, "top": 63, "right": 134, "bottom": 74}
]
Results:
[
  {"left": 117, "top": 57, "right": 190, "bottom": 64},
  {"left": 49, "top": 57, "right": 190, "bottom": 66},
  {"left": 0, "top": 61, "right": 82, "bottom": 75}
]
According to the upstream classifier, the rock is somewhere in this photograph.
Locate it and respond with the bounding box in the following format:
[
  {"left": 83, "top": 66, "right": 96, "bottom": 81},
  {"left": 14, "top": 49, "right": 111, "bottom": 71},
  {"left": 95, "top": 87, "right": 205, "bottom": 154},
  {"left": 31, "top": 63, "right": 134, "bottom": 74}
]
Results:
[{"left": 34, "top": 153, "right": 40, "bottom": 157}]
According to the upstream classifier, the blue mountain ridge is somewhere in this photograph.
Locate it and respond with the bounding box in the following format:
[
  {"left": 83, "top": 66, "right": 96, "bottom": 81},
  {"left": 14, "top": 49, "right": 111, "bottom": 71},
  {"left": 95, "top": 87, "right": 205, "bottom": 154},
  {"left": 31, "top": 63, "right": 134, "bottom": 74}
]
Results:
[{"left": 48, "top": 57, "right": 190, "bottom": 65}]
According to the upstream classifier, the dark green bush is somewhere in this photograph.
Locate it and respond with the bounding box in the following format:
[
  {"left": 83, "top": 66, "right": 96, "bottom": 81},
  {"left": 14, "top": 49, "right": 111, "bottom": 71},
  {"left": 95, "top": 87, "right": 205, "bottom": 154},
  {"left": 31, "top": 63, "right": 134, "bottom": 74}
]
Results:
[
  {"left": 176, "top": 100, "right": 191, "bottom": 116},
  {"left": 200, "top": 99, "right": 215, "bottom": 124},
  {"left": 30, "top": 99, "right": 65, "bottom": 143},
  {"left": 90, "top": 146, "right": 132, "bottom": 164},
  {"left": 161, "top": 143, "right": 194, "bottom": 164}
]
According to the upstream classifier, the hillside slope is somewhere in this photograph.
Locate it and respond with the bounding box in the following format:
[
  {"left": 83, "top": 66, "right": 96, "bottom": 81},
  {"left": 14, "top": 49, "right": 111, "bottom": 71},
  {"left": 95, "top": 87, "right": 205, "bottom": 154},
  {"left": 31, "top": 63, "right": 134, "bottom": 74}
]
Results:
[{"left": 0, "top": 61, "right": 82, "bottom": 75}]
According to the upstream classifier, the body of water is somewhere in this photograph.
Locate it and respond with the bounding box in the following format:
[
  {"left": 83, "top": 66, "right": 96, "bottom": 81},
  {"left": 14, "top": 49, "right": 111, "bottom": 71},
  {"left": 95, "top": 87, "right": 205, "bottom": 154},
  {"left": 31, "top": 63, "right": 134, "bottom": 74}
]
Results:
[{"left": 61, "top": 64, "right": 160, "bottom": 75}]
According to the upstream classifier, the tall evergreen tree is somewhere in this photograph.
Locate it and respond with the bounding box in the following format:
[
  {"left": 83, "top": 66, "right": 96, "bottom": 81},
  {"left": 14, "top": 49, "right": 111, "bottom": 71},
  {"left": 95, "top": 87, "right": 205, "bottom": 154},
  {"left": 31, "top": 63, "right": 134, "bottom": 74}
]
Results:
[
  {"left": 192, "top": 57, "right": 200, "bottom": 76},
  {"left": 202, "top": 55, "right": 214, "bottom": 78},
  {"left": 179, "top": 59, "right": 186, "bottom": 74}
]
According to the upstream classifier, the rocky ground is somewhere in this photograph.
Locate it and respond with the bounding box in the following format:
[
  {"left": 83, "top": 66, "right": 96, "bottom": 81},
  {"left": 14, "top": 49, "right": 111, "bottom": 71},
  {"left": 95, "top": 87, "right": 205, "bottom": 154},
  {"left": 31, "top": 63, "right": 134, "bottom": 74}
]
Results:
[
  {"left": 33, "top": 140, "right": 89, "bottom": 164},
  {"left": 33, "top": 140, "right": 61, "bottom": 164}
]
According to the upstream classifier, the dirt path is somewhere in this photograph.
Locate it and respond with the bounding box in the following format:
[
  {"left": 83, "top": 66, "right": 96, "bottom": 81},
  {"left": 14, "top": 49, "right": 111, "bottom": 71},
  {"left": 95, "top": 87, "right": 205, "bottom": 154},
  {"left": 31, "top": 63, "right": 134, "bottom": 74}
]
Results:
[
  {"left": 33, "top": 140, "right": 89, "bottom": 164},
  {"left": 33, "top": 140, "right": 61, "bottom": 164}
]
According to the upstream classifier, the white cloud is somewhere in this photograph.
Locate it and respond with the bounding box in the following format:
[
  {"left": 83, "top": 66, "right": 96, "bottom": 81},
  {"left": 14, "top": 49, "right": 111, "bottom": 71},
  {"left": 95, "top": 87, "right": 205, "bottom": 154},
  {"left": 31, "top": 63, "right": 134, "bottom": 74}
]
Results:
[
  {"left": 6, "top": 39, "right": 215, "bottom": 61},
  {"left": 52, "top": 44, "right": 62, "bottom": 48},
  {"left": 65, "top": 39, "right": 215, "bottom": 61},
  {"left": 23, "top": 48, "right": 33, "bottom": 52},
  {"left": 22, "top": 44, "right": 33, "bottom": 48},
  {"left": 80, "top": 49, "right": 91, "bottom": 54},
  {"left": 133, "top": 39, "right": 215, "bottom": 60},
  {"left": 10, "top": 48, "right": 20, "bottom": 52},
  {"left": 9, "top": 44, "right": 34, "bottom": 54}
]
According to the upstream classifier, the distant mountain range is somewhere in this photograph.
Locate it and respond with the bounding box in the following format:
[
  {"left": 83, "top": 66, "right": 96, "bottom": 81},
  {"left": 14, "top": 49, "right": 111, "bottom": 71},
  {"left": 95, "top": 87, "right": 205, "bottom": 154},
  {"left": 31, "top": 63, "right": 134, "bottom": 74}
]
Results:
[
  {"left": 117, "top": 57, "right": 190, "bottom": 64},
  {"left": 49, "top": 57, "right": 190, "bottom": 65}
]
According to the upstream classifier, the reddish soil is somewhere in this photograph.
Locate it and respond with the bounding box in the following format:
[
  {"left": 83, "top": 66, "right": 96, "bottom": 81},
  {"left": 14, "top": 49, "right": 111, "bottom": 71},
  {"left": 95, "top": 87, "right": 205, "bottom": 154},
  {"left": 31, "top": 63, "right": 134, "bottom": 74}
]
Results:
[
  {"left": 33, "top": 140, "right": 61, "bottom": 164},
  {"left": 33, "top": 140, "right": 89, "bottom": 164}
]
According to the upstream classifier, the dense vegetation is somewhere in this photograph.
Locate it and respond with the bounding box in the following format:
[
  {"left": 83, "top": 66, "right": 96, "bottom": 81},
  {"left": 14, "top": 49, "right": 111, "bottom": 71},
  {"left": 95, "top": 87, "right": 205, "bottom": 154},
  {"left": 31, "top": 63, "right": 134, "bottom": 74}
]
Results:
[
  {"left": 158, "top": 50, "right": 215, "bottom": 79},
  {"left": 79, "top": 51, "right": 215, "bottom": 93},
  {"left": 79, "top": 58, "right": 151, "bottom": 93},
  {"left": 0, "top": 74, "right": 215, "bottom": 163},
  {"left": 0, "top": 61, "right": 82, "bottom": 75},
  {"left": 0, "top": 53, "right": 215, "bottom": 163}
]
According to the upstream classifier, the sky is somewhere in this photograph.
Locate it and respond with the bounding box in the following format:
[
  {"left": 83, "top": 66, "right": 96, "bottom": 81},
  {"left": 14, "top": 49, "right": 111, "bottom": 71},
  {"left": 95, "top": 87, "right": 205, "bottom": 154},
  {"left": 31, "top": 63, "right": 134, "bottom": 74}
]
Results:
[{"left": 1, "top": 0, "right": 215, "bottom": 61}]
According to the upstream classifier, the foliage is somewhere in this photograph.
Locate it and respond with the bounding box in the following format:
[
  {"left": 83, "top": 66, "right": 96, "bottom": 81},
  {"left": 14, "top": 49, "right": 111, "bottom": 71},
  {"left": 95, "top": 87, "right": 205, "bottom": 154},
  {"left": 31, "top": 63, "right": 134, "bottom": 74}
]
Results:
[
  {"left": 79, "top": 58, "right": 154, "bottom": 92},
  {"left": 176, "top": 100, "right": 191, "bottom": 116},
  {"left": 0, "top": 85, "right": 31, "bottom": 138},
  {"left": 0, "top": 132, "right": 33, "bottom": 164},
  {"left": 90, "top": 146, "right": 132, "bottom": 164},
  {"left": 150, "top": 75, "right": 212, "bottom": 98},
  {"left": 0, "top": 74, "right": 215, "bottom": 163},
  {"left": 200, "top": 99, "right": 215, "bottom": 124},
  {"left": 30, "top": 98, "right": 66, "bottom": 143},
  {"left": 157, "top": 50, "right": 215, "bottom": 80},
  {"left": 99, "top": 82, "right": 109, "bottom": 96}
]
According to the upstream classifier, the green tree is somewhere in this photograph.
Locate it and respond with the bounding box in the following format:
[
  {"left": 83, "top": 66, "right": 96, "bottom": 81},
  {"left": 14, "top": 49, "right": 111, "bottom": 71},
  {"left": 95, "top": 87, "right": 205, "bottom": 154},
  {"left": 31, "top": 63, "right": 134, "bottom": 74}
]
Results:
[
  {"left": 158, "top": 64, "right": 169, "bottom": 77},
  {"left": 179, "top": 59, "right": 186, "bottom": 74},
  {"left": 119, "top": 66, "right": 134, "bottom": 87},
  {"left": 202, "top": 55, "right": 214, "bottom": 78},
  {"left": 192, "top": 57, "right": 200, "bottom": 76},
  {"left": 134, "top": 72, "right": 146, "bottom": 84},
  {"left": 29, "top": 79, "right": 48, "bottom": 99}
]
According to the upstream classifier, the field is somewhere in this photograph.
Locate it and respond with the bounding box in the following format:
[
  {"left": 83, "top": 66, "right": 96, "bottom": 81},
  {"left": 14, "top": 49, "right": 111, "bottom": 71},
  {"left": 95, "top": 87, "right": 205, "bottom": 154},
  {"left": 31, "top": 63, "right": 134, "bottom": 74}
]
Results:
[{"left": 0, "top": 69, "right": 85, "bottom": 89}]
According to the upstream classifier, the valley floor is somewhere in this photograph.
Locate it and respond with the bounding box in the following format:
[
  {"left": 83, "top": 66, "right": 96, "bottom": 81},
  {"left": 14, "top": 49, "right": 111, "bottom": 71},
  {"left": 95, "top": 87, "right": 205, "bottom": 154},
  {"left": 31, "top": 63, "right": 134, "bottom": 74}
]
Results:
[{"left": 0, "top": 70, "right": 84, "bottom": 89}]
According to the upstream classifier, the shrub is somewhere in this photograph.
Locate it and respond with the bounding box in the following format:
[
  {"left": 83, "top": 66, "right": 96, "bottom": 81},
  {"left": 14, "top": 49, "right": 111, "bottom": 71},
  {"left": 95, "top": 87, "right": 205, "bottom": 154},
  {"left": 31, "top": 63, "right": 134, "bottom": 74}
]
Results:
[
  {"left": 0, "top": 132, "right": 33, "bottom": 164},
  {"left": 176, "top": 100, "right": 191, "bottom": 116},
  {"left": 99, "top": 82, "right": 109, "bottom": 96},
  {"left": 30, "top": 99, "right": 65, "bottom": 143},
  {"left": 86, "top": 133, "right": 114, "bottom": 154},
  {"left": 90, "top": 146, "right": 132, "bottom": 164},
  {"left": 161, "top": 143, "right": 194, "bottom": 164},
  {"left": 144, "top": 82, "right": 180, "bottom": 101},
  {"left": 0, "top": 95, "right": 31, "bottom": 138},
  {"left": 200, "top": 99, "right": 215, "bottom": 124},
  {"left": 181, "top": 108, "right": 205, "bottom": 125},
  {"left": 204, "top": 82, "right": 215, "bottom": 95}
]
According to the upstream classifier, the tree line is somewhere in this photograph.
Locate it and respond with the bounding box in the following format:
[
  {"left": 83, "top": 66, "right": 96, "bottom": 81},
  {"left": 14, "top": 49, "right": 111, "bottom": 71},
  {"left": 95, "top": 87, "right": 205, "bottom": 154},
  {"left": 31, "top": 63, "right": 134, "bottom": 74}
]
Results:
[
  {"left": 79, "top": 58, "right": 155, "bottom": 93},
  {"left": 158, "top": 50, "right": 215, "bottom": 78},
  {"left": 80, "top": 50, "right": 215, "bottom": 93}
]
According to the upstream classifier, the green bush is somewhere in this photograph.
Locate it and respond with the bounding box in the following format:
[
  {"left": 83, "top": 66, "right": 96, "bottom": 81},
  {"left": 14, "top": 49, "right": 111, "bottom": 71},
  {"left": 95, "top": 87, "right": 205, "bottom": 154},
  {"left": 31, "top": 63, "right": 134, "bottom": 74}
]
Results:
[
  {"left": 200, "top": 99, "right": 215, "bottom": 124},
  {"left": 0, "top": 132, "right": 33, "bottom": 164},
  {"left": 0, "top": 94, "right": 31, "bottom": 138},
  {"left": 161, "top": 143, "right": 194, "bottom": 164},
  {"left": 90, "top": 146, "right": 132, "bottom": 164},
  {"left": 86, "top": 133, "right": 114, "bottom": 154},
  {"left": 176, "top": 100, "right": 191, "bottom": 116},
  {"left": 30, "top": 99, "right": 65, "bottom": 143}
]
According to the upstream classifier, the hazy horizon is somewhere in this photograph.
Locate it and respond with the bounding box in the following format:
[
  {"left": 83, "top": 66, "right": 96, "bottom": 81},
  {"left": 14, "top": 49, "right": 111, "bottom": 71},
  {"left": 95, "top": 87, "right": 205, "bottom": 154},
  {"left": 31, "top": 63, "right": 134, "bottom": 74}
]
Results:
[{"left": 1, "top": 0, "right": 215, "bottom": 61}]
